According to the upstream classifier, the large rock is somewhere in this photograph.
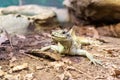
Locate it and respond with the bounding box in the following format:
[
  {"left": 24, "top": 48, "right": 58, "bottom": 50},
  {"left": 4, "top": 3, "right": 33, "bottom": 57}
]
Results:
[
  {"left": 63, "top": 0, "right": 120, "bottom": 24},
  {"left": 0, "top": 5, "right": 58, "bottom": 31},
  {"left": 1, "top": 5, "right": 55, "bottom": 18},
  {"left": 0, "top": 14, "right": 31, "bottom": 35}
]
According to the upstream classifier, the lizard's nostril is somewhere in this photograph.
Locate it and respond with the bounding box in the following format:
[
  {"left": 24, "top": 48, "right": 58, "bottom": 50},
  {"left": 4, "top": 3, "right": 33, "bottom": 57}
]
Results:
[{"left": 66, "top": 33, "right": 70, "bottom": 37}]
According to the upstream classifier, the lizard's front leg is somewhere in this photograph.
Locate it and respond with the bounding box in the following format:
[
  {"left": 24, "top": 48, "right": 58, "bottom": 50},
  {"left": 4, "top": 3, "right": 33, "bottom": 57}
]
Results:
[
  {"left": 40, "top": 46, "right": 51, "bottom": 51},
  {"left": 40, "top": 42, "right": 64, "bottom": 54},
  {"left": 40, "top": 45, "right": 58, "bottom": 52}
]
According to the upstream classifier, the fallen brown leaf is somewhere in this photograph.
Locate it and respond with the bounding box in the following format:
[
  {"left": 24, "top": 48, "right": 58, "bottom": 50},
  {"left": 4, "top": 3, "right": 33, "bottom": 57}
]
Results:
[
  {"left": 112, "top": 69, "right": 120, "bottom": 78},
  {"left": 26, "top": 49, "right": 61, "bottom": 61}
]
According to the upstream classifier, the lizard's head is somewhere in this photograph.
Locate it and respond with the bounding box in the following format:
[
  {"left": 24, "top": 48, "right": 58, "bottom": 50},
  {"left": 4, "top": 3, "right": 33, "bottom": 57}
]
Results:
[{"left": 51, "top": 29, "right": 71, "bottom": 42}]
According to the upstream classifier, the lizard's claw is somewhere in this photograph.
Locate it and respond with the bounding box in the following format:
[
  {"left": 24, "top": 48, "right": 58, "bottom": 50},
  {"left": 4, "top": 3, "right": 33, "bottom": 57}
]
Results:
[{"left": 89, "top": 59, "right": 102, "bottom": 65}]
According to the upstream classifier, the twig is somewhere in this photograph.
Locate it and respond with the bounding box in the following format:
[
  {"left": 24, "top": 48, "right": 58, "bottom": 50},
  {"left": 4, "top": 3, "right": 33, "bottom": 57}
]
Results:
[
  {"left": 21, "top": 52, "right": 40, "bottom": 60},
  {"left": 3, "top": 29, "right": 13, "bottom": 49},
  {"left": 67, "top": 66, "right": 95, "bottom": 79}
]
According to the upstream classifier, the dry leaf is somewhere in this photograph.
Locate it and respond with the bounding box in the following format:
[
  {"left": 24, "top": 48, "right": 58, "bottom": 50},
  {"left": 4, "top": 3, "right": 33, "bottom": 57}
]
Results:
[
  {"left": 26, "top": 49, "right": 61, "bottom": 61},
  {"left": 112, "top": 69, "right": 120, "bottom": 78},
  {"left": 16, "top": 34, "right": 26, "bottom": 39}
]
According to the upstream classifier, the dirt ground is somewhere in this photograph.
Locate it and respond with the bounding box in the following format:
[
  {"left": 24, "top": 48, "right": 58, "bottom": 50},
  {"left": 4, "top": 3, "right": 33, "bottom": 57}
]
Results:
[{"left": 0, "top": 25, "right": 120, "bottom": 80}]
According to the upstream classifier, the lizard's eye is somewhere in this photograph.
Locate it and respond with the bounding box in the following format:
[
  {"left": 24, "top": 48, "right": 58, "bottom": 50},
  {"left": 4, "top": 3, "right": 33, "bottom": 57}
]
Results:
[{"left": 62, "top": 31, "right": 66, "bottom": 34}]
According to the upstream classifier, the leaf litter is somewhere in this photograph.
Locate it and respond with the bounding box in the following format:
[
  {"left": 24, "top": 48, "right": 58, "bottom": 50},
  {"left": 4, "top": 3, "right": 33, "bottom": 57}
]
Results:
[{"left": 0, "top": 26, "right": 120, "bottom": 80}]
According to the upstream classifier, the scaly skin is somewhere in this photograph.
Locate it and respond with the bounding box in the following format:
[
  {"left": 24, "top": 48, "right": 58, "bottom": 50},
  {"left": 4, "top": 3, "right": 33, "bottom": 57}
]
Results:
[{"left": 40, "top": 29, "right": 101, "bottom": 65}]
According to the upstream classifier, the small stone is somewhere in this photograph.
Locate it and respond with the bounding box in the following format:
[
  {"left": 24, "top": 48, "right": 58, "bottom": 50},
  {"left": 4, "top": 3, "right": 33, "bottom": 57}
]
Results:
[
  {"left": 36, "top": 66, "right": 44, "bottom": 70},
  {"left": 4, "top": 74, "right": 21, "bottom": 80},
  {"left": 0, "top": 70, "right": 5, "bottom": 77},
  {"left": 24, "top": 73, "right": 34, "bottom": 80},
  {"left": 12, "top": 63, "right": 28, "bottom": 72}
]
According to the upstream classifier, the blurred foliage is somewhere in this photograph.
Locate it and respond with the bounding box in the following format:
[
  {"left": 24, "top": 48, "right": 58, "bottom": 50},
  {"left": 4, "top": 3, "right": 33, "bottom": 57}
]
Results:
[{"left": 0, "top": 0, "right": 64, "bottom": 8}]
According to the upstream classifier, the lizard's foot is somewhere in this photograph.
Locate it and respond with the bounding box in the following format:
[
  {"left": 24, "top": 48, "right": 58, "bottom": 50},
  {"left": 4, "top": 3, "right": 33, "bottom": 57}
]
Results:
[{"left": 89, "top": 59, "right": 102, "bottom": 65}]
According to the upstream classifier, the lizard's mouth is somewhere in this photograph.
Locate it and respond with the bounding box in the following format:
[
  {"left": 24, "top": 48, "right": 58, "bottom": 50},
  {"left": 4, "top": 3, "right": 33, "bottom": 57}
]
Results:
[
  {"left": 51, "top": 29, "right": 71, "bottom": 41},
  {"left": 52, "top": 36, "right": 66, "bottom": 39},
  {"left": 52, "top": 36, "right": 69, "bottom": 42}
]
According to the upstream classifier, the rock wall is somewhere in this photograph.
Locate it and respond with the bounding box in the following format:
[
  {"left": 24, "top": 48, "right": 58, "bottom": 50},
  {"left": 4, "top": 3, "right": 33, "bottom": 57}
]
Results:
[{"left": 63, "top": 0, "right": 120, "bottom": 24}]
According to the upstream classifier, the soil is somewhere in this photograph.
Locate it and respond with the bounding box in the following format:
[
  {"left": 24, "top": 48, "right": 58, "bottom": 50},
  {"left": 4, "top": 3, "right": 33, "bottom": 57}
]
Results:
[{"left": 0, "top": 25, "right": 120, "bottom": 80}]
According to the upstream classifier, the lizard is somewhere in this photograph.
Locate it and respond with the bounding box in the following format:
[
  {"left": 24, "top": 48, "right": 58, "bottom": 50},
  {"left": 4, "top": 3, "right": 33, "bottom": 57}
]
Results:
[{"left": 40, "top": 29, "right": 102, "bottom": 65}]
